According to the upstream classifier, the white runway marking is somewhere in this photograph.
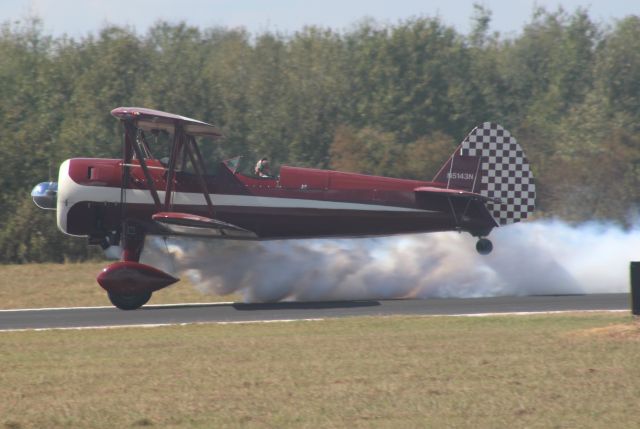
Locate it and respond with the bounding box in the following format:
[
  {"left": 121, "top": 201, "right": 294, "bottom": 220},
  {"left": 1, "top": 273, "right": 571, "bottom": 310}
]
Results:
[
  {"left": 0, "top": 302, "right": 235, "bottom": 312},
  {"left": 0, "top": 318, "right": 325, "bottom": 333},
  {"left": 0, "top": 303, "right": 627, "bottom": 333},
  {"left": 447, "top": 309, "right": 627, "bottom": 317}
]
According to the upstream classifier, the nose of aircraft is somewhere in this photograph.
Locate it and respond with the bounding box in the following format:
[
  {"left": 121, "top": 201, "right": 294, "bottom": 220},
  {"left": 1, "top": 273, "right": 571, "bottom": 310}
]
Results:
[{"left": 31, "top": 181, "right": 58, "bottom": 210}]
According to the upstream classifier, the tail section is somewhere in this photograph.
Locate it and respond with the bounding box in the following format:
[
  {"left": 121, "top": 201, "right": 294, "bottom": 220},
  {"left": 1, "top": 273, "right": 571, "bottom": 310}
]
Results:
[{"left": 434, "top": 122, "right": 535, "bottom": 226}]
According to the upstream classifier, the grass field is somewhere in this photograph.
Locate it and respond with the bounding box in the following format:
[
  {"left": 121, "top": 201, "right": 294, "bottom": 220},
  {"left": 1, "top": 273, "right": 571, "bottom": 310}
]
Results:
[
  {"left": 0, "top": 263, "right": 238, "bottom": 309},
  {"left": 2, "top": 313, "right": 640, "bottom": 428}
]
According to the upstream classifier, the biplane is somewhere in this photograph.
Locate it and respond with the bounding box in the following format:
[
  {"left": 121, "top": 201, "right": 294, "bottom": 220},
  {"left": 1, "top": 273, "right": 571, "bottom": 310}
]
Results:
[{"left": 32, "top": 107, "right": 536, "bottom": 309}]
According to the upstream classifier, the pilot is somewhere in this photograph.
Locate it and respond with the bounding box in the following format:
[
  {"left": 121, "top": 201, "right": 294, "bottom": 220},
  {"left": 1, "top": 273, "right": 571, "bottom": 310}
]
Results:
[{"left": 254, "top": 157, "right": 272, "bottom": 178}]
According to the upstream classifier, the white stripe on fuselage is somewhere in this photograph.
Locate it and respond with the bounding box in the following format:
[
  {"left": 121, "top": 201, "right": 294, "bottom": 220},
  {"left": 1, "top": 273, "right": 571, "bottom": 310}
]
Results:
[{"left": 57, "top": 161, "right": 428, "bottom": 234}]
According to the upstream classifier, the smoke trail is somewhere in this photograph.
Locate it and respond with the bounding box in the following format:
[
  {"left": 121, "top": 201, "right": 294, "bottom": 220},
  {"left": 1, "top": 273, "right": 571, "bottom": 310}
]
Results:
[{"left": 140, "top": 220, "right": 640, "bottom": 302}]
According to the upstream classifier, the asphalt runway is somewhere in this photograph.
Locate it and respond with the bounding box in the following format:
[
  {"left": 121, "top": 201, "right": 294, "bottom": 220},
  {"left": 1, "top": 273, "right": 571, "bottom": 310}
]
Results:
[{"left": 0, "top": 293, "right": 630, "bottom": 331}]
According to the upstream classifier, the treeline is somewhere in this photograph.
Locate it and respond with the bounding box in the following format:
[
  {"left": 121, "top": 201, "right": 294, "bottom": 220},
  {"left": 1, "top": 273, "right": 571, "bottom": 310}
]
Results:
[{"left": 1, "top": 7, "right": 639, "bottom": 263}]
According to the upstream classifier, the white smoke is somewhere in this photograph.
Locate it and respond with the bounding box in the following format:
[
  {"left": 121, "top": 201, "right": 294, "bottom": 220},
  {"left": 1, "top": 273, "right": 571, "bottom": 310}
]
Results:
[{"left": 140, "top": 220, "right": 640, "bottom": 303}]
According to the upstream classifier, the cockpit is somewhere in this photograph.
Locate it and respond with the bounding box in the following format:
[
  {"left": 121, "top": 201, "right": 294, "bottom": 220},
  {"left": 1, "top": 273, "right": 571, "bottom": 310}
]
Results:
[{"left": 223, "top": 156, "right": 278, "bottom": 180}]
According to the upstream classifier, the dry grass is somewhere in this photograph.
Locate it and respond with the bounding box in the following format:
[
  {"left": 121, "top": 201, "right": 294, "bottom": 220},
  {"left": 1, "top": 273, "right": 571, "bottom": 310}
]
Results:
[
  {"left": 568, "top": 321, "right": 640, "bottom": 341},
  {"left": 1, "top": 313, "right": 640, "bottom": 428},
  {"left": 0, "top": 263, "right": 238, "bottom": 309}
]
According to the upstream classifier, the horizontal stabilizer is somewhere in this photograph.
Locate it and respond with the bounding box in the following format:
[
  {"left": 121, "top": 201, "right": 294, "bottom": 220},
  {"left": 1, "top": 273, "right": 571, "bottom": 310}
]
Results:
[
  {"left": 414, "top": 186, "right": 497, "bottom": 202},
  {"left": 152, "top": 212, "right": 258, "bottom": 239}
]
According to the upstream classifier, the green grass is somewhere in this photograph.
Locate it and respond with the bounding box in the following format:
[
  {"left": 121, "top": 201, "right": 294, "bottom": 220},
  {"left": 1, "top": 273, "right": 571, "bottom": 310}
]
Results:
[
  {"left": 2, "top": 313, "right": 640, "bottom": 428},
  {"left": 0, "top": 263, "right": 239, "bottom": 309}
]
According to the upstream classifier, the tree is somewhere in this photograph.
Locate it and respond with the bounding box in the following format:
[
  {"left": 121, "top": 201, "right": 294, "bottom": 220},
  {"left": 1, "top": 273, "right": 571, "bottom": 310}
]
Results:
[{"left": 2, "top": 8, "right": 640, "bottom": 263}]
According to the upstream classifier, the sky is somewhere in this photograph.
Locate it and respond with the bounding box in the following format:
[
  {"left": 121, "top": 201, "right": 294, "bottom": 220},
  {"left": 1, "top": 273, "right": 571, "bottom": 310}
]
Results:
[{"left": 1, "top": 0, "right": 637, "bottom": 38}]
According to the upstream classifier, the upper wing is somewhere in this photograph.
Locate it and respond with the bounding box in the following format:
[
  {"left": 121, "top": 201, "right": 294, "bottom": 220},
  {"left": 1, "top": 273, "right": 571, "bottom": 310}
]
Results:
[{"left": 111, "top": 107, "right": 222, "bottom": 138}]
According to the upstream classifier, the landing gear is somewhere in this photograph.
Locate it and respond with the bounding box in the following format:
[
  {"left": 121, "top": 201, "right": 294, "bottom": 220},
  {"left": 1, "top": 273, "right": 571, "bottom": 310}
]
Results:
[
  {"left": 107, "top": 291, "right": 152, "bottom": 310},
  {"left": 476, "top": 238, "right": 493, "bottom": 255}
]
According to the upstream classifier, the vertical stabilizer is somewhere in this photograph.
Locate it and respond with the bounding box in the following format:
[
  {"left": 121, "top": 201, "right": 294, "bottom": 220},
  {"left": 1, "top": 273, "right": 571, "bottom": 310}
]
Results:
[{"left": 434, "top": 123, "right": 536, "bottom": 226}]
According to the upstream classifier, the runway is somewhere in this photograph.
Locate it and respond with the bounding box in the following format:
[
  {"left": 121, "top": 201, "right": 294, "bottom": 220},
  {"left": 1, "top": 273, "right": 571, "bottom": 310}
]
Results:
[{"left": 0, "top": 293, "right": 629, "bottom": 331}]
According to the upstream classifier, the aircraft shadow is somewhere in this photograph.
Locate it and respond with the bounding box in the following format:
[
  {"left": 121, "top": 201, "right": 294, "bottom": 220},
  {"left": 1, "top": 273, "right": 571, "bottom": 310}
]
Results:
[
  {"left": 142, "top": 303, "right": 235, "bottom": 311},
  {"left": 232, "top": 300, "right": 381, "bottom": 311},
  {"left": 142, "top": 300, "right": 381, "bottom": 311}
]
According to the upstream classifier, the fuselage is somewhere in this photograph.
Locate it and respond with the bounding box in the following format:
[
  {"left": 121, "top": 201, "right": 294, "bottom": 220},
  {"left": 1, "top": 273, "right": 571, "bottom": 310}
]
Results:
[
  {"left": 29, "top": 108, "right": 530, "bottom": 310},
  {"left": 56, "top": 157, "right": 495, "bottom": 241}
]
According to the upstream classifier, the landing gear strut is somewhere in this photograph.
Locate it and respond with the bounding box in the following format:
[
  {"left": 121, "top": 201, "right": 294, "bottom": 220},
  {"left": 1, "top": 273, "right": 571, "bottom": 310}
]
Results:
[
  {"left": 107, "top": 291, "right": 152, "bottom": 310},
  {"left": 476, "top": 238, "right": 493, "bottom": 255}
]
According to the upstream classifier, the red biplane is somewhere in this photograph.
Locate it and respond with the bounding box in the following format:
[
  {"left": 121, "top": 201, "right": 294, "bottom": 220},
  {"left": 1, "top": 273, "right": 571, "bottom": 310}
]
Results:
[{"left": 32, "top": 107, "right": 535, "bottom": 309}]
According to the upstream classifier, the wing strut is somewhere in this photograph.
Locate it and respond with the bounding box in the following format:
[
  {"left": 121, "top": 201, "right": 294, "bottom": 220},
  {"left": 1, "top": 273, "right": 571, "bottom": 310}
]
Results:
[
  {"left": 186, "top": 135, "right": 215, "bottom": 218},
  {"left": 163, "top": 123, "right": 183, "bottom": 211},
  {"left": 115, "top": 107, "right": 221, "bottom": 232},
  {"left": 124, "top": 122, "right": 161, "bottom": 208},
  {"left": 160, "top": 123, "right": 215, "bottom": 217}
]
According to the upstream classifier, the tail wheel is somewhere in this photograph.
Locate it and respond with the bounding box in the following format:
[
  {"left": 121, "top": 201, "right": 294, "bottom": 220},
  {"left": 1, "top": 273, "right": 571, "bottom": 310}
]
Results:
[
  {"left": 107, "top": 291, "right": 152, "bottom": 310},
  {"left": 476, "top": 238, "right": 493, "bottom": 255}
]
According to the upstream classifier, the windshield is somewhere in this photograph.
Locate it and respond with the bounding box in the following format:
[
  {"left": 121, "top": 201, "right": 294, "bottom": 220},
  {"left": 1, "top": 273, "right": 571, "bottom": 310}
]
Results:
[{"left": 223, "top": 156, "right": 242, "bottom": 174}]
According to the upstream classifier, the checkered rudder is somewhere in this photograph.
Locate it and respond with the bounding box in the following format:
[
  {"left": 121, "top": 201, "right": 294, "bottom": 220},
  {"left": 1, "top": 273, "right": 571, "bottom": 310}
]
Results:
[{"left": 460, "top": 122, "right": 535, "bottom": 225}]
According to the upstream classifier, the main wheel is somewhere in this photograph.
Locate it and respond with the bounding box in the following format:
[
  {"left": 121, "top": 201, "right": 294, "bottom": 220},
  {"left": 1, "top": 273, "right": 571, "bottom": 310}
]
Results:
[
  {"left": 476, "top": 238, "right": 493, "bottom": 255},
  {"left": 107, "top": 291, "right": 152, "bottom": 310}
]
